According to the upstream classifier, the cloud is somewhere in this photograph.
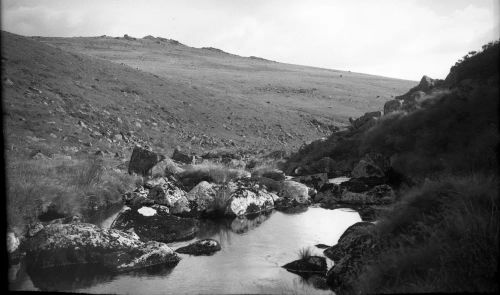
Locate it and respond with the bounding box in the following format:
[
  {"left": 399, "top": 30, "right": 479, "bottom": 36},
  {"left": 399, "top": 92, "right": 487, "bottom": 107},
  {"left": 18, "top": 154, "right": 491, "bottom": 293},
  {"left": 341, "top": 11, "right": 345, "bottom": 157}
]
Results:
[{"left": 1, "top": 0, "right": 498, "bottom": 80}]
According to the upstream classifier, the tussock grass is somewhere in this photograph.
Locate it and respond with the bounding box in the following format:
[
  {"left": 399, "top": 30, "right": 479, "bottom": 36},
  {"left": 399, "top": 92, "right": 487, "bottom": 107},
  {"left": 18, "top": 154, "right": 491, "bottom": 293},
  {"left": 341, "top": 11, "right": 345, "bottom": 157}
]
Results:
[
  {"left": 354, "top": 174, "right": 499, "bottom": 293},
  {"left": 180, "top": 162, "right": 248, "bottom": 184},
  {"left": 6, "top": 155, "right": 140, "bottom": 233},
  {"left": 212, "top": 184, "right": 233, "bottom": 216},
  {"left": 298, "top": 247, "right": 313, "bottom": 260}
]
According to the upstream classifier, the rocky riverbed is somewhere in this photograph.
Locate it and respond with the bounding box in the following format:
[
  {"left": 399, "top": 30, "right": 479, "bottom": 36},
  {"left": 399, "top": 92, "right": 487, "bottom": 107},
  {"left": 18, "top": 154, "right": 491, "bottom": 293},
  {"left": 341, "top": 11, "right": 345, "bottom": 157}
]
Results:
[{"left": 8, "top": 145, "right": 401, "bottom": 294}]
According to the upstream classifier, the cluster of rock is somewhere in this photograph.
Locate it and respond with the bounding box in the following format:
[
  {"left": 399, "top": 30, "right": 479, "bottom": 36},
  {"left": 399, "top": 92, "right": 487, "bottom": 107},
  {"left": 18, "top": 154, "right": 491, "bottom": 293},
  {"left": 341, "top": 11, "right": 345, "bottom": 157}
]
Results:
[
  {"left": 383, "top": 75, "right": 444, "bottom": 114},
  {"left": 285, "top": 152, "right": 396, "bottom": 213},
  {"left": 13, "top": 217, "right": 181, "bottom": 274}
]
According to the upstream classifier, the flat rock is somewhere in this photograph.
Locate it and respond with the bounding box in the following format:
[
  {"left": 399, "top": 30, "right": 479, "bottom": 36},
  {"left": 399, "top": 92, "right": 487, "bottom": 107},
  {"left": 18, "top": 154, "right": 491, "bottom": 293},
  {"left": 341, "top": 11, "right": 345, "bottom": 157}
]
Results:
[
  {"left": 175, "top": 239, "right": 221, "bottom": 255},
  {"left": 111, "top": 206, "right": 199, "bottom": 243},
  {"left": 24, "top": 223, "right": 180, "bottom": 272}
]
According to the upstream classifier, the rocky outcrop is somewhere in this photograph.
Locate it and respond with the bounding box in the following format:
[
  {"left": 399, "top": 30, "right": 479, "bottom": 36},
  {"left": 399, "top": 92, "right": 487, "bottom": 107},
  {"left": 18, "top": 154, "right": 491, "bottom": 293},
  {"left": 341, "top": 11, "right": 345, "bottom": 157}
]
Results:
[
  {"left": 111, "top": 206, "right": 199, "bottom": 243},
  {"left": 383, "top": 99, "right": 403, "bottom": 114},
  {"left": 283, "top": 256, "right": 327, "bottom": 277},
  {"left": 349, "top": 111, "right": 381, "bottom": 131},
  {"left": 24, "top": 222, "right": 180, "bottom": 272},
  {"left": 175, "top": 239, "right": 221, "bottom": 255},
  {"left": 325, "top": 222, "right": 377, "bottom": 292},
  {"left": 226, "top": 182, "right": 277, "bottom": 216}
]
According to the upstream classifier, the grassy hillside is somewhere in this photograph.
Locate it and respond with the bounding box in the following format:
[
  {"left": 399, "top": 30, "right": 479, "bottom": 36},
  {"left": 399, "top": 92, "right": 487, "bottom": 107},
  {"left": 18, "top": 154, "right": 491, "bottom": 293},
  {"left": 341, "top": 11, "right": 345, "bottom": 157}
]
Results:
[
  {"left": 33, "top": 34, "right": 415, "bottom": 150},
  {"left": 2, "top": 31, "right": 415, "bottom": 159}
]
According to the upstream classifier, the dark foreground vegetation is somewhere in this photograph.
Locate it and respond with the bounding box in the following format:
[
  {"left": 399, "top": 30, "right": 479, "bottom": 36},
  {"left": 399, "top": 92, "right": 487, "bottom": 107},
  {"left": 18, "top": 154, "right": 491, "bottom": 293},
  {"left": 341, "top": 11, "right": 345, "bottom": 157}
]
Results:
[{"left": 285, "top": 40, "right": 499, "bottom": 293}]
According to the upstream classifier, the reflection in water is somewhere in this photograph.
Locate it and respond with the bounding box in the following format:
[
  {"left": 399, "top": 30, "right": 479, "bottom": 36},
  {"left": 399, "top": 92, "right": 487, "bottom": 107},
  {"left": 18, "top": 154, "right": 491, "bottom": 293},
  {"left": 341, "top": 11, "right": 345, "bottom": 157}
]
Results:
[
  {"left": 13, "top": 208, "right": 360, "bottom": 294},
  {"left": 27, "top": 264, "right": 116, "bottom": 292},
  {"left": 230, "top": 210, "right": 272, "bottom": 234}
]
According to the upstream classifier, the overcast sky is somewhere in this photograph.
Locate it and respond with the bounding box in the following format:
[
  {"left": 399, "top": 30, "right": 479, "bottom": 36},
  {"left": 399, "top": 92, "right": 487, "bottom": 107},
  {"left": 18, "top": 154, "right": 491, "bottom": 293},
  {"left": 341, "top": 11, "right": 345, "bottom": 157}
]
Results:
[{"left": 2, "top": 0, "right": 498, "bottom": 80}]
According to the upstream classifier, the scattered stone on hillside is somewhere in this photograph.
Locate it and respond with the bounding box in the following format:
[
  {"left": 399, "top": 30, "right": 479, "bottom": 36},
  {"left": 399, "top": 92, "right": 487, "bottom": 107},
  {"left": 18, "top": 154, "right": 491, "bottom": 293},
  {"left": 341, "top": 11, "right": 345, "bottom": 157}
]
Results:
[
  {"left": 292, "top": 173, "right": 329, "bottom": 191},
  {"left": 78, "top": 120, "right": 87, "bottom": 128},
  {"left": 325, "top": 222, "right": 377, "bottom": 291},
  {"left": 31, "top": 151, "right": 49, "bottom": 160},
  {"left": 4, "top": 78, "right": 14, "bottom": 86},
  {"left": 228, "top": 159, "right": 246, "bottom": 169},
  {"left": 383, "top": 99, "right": 403, "bottom": 115},
  {"left": 283, "top": 256, "right": 327, "bottom": 277},
  {"left": 172, "top": 147, "right": 194, "bottom": 164},
  {"left": 111, "top": 206, "right": 199, "bottom": 243},
  {"left": 175, "top": 239, "right": 221, "bottom": 255},
  {"left": 128, "top": 146, "right": 165, "bottom": 176},
  {"left": 113, "top": 133, "right": 123, "bottom": 142},
  {"left": 24, "top": 222, "right": 180, "bottom": 272}
]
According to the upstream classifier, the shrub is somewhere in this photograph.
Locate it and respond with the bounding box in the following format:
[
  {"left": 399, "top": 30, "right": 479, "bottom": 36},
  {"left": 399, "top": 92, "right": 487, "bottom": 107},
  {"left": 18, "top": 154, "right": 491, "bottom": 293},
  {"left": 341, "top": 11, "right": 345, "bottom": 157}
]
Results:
[{"left": 354, "top": 174, "right": 499, "bottom": 293}]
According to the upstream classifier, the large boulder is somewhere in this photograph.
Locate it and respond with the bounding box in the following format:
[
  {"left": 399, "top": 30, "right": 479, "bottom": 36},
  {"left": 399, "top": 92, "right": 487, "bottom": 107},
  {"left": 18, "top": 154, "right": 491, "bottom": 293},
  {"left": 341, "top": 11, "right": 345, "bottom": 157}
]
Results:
[
  {"left": 175, "top": 239, "right": 221, "bottom": 255},
  {"left": 279, "top": 181, "right": 311, "bottom": 204},
  {"left": 186, "top": 181, "right": 217, "bottom": 214},
  {"left": 128, "top": 146, "right": 165, "bottom": 176},
  {"left": 325, "top": 222, "right": 377, "bottom": 292},
  {"left": 226, "top": 183, "right": 277, "bottom": 216},
  {"left": 147, "top": 178, "right": 190, "bottom": 214},
  {"left": 24, "top": 222, "right": 180, "bottom": 272},
  {"left": 111, "top": 206, "right": 199, "bottom": 243},
  {"left": 292, "top": 173, "right": 329, "bottom": 191}
]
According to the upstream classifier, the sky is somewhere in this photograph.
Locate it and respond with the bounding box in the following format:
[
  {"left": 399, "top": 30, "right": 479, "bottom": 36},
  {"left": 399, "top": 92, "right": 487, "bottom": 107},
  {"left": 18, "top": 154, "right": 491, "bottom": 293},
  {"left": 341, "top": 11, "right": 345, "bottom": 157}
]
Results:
[{"left": 1, "top": 0, "right": 499, "bottom": 80}]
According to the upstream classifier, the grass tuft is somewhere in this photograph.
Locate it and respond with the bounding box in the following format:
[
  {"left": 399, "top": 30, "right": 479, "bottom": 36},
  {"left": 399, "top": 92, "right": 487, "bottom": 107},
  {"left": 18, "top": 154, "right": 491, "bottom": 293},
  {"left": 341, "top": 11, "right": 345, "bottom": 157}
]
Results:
[{"left": 298, "top": 247, "right": 313, "bottom": 260}]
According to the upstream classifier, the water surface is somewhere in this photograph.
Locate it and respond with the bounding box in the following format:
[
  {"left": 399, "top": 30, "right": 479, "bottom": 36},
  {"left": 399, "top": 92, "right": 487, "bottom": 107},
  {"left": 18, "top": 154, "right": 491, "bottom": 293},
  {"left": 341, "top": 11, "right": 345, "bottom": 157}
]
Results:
[{"left": 11, "top": 207, "right": 361, "bottom": 294}]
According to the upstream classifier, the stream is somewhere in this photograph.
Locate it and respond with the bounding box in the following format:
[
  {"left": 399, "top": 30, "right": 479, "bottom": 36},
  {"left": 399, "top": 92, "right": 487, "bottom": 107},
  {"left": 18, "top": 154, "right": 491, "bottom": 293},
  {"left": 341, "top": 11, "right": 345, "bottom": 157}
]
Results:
[{"left": 10, "top": 207, "right": 361, "bottom": 294}]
